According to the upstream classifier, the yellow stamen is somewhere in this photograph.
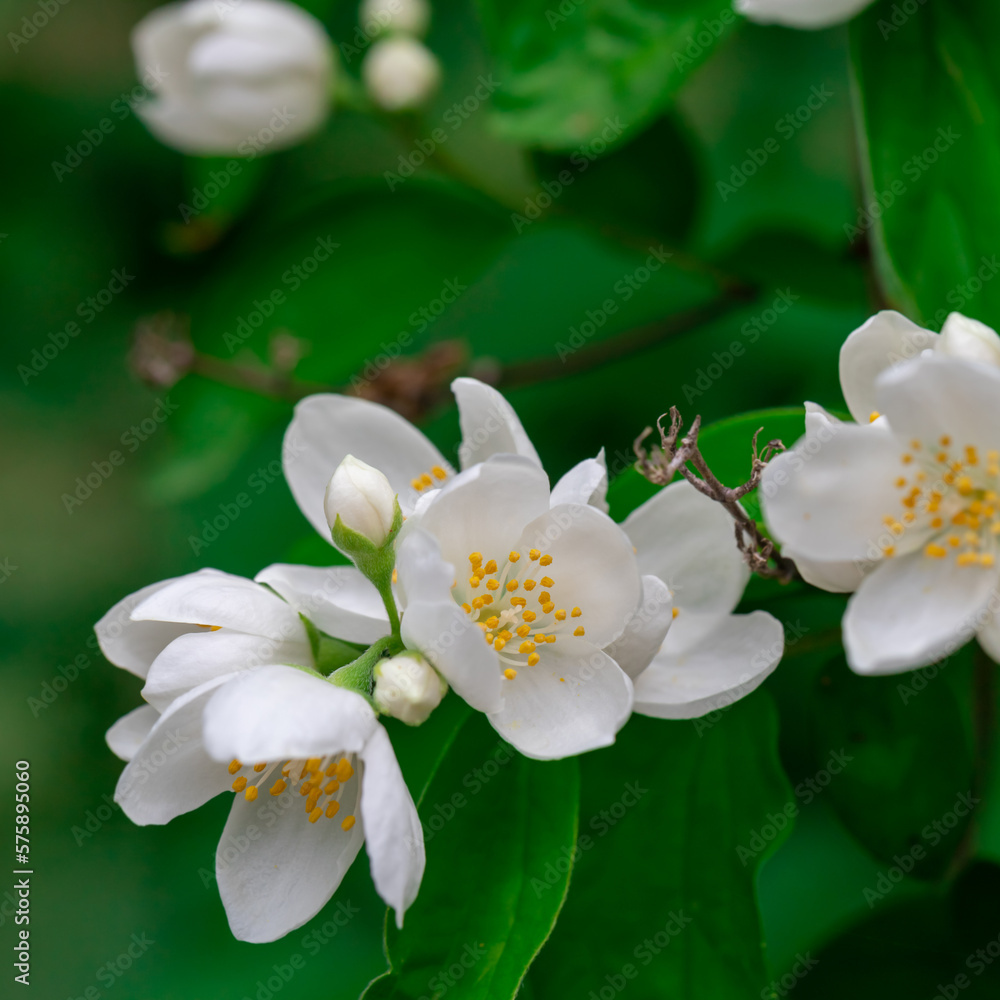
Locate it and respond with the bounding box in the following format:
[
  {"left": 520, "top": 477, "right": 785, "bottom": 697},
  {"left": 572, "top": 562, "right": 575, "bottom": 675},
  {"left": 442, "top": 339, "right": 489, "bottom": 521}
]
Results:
[
  {"left": 270, "top": 779, "right": 287, "bottom": 796},
  {"left": 309, "top": 807, "right": 322, "bottom": 823},
  {"left": 511, "top": 597, "right": 527, "bottom": 608},
  {"left": 523, "top": 610, "right": 536, "bottom": 622},
  {"left": 869, "top": 411, "right": 880, "bottom": 423},
  {"left": 325, "top": 780, "right": 340, "bottom": 795},
  {"left": 504, "top": 668, "right": 517, "bottom": 680},
  {"left": 486, "top": 579, "right": 500, "bottom": 591},
  {"left": 554, "top": 609, "right": 566, "bottom": 621},
  {"left": 958, "top": 552, "right": 980, "bottom": 567},
  {"left": 232, "top": 776, "right": 247, "bottom": 792},
  {"left": 244, "top": 786, "right": 258, "bottom": 802},
  {"left": 506, "top": 580, "right": 519, "bottom": 592},
  {"left": 573, "top": 626, "right": 585, "bottom": 636},
  {"left": 508, "top": 551, "right": 520, "bottom": 563},
  {"left": 539, "top": 554, "right": 553, "bottom": 567},
  {"left": 494, "top": 639, "right": 506, "bottom": 651},
  {"left": 432, "top": 465, "right": 448, "bottom": 480},
  {"left": 527, "top": 654, "right": 539, "bottom": 667},
  {"left": 539, "top": 591, "right": 551, "bottom": 604},
  {"left": 519, "top": 641, "right": 536, "bottom": 654},
  {"left": 483, "top": 560, "right": 498, "bottom": 575},
  {"left": 469, "top": 576, "right": 481, "bottom": 588},
  {"left": 672, "top": 607, "right": 680, "bottom": 618},
  {"left": 228, "top": 759, "right": 242, "bottom": 775},
  {"left": 941, "top": 435, "right": 952, "bottom": 446},
  {"left": 326, "top": 801, "right": 340, "bottom": 818},
  {"left": 523, "top": 579, "right": 537, "bottom": 591},
  {"left": 516, "top": 624, "right": 531, "bottom": 637},
  {"left": 540, "top": 576, "right": 554, "bottom": 587},
  {"left": 571, "top": 607, "right": 582, "bottom": 618},
  {"left": 342, "top": 816, "right": 356, "bottom": 831},
  {"left": 529, "top": 549, "right": 540, "bottom": 561},
  {"left": 336, "top": 758, "right": 354, "bottom": 782},
  {"left": 541, "top": 601, "right": 555, "bottom": 614},
  {"left": 253, "top": 763, "right": 267, "bottom": 772},
  {"left": 925, "top": 544, "right": 948, "bottom": 558},
  {"left": 469, "top": 552, "right": 483, "bottom": 567}
]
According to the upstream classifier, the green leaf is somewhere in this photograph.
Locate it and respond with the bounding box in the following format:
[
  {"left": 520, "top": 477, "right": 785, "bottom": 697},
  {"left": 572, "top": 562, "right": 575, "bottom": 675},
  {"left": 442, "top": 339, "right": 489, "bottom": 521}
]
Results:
[
  {"left": 808, "top": 650, "right": 975, "bottom": 880},
  {"left": 851, "top": 0, "right": 1000, "bottom": 329},
  {"left": 477, "top": 0, "right": 740, "bottom": 149},
  {"left": 363, "top": 712, "right": 580, "bottom": 999},
  {"left": 528, "top": 691, "right": 793, "bottom": 998},
  {"left": 607, "top": 407, "right": 806, "bottom": 523}
]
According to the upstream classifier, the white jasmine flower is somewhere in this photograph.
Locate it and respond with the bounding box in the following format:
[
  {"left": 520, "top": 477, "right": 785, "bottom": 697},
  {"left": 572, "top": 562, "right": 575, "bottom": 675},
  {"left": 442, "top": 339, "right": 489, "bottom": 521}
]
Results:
[
  {"left": 282, "top": 377, "right": 608, "bottom": 541},
  {"left": 325, "top": 455, "right": 398, "bottom": 546},
  {"left": 363, "top": 36, "right": 440, "bottom": 111},
  {"left": 132, "top": 0, "right": 334, "bottom": 155},
  {"left": 373, "top": 651, "right": 446, "bottom": 724},
  {"left": 734, "top": 0, "right": 874, "bottom": 29},
  {"left": 621, "top": 481, "right": 785, "bottom": 717},
  {"left": 762, "top": 313, "right": 1000, "bottom": 674},
  {"left": 115, "top": 664, "right": 423, "bottom": 942}
]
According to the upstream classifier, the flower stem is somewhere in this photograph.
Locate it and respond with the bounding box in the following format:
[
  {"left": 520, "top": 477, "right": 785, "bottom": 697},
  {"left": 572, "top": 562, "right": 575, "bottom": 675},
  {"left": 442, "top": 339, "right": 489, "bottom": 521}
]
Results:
[{"left": 329, "top": 634, "right": 403, "bottom": 693}]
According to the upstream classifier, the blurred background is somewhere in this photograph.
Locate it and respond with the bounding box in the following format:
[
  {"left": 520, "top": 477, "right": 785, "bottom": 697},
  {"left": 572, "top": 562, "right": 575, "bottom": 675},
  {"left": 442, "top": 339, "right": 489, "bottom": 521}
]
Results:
[{"left": 5, "top": 0, "right": 1000, "bottom": 996}]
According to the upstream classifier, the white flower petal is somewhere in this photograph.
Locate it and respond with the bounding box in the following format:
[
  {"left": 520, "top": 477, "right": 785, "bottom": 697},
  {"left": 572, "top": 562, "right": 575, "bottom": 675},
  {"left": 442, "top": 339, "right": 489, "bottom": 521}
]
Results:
[
  {"left": 216, "top": 762, "right": 364, "bottom": 943},
  {"left": 760, "top": 422, "right": 912, "bottom": 562},
  {"left": 359, "top": 725, "right": 424, "bottom": 926},
  {"left": 408, "top": 455, "right": 551, "bottom": 573},
  {"left": 488, "top": 639, "right": 633, "bottom": 760},
  {"left": 142, "top": 630, "right": 313, "bottom": 713},
  {"left": 203, "top": 665, "right": 377, "bottom": 763},
  {"left": 938, "top": 313, "right": 1000, "bottom": 367},
  {"left": 804, "top": 400, "right": 842, "bottom": 437},
  {"left": 633, "top": 611, "right": 783, "bottom": 719},
  {"left": 550, "top": 450, "right": 609, "bottom": 512},
  {"left": 838, "top": 309, "right": 936, "bottom": 424},
  {"left": 877, "top": 352, "right": 1000, "bottom": 460},
  {"left": 779, "top": 546, "right": 867, "bottom": 593},
  {"left": 131, "top": 568, "right": 305, "bottom": 642},
  {"left": 283, "top": 393, "right": 452, "bottom": 535},
  {"left": 115, "top": 674, "right": 238, "bottom": 825},
  {"left": 735, "top": 0, "right": 876, "bottom": 29},
  {"left": 256, "top": 564, "right": 390, "bottom": 644},
  {"left": 603, "top": 575, "right": 673, "bottom": 679},
  {"left": 452, "top": 377, "right": 541, "bottom": 470},
  {"left": 515, "top": 503, "right": 641, "bottom": 648},
  {"left": 397, "top": 531, "right": 504, "bottom": 713},
  {"left": 623, "top": 480, "right": 748, "bottom": 616},
  {"left": 106, "top": 705, "right": 160, "bottom": 762},
  {"left": 843, "top": 549, "right": 998, "bottom": 674},
  {"left": 95, "top": 577, "right": 202, "bottom": 678},
  {"left": 976, "top": 612, "right": 1000, "bottom": 664}
]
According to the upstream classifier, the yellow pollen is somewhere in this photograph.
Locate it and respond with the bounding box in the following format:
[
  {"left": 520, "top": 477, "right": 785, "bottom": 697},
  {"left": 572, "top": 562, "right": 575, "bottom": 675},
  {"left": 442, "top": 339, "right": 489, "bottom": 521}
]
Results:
[
  {"left": 539, "top": 554, "right": 553, "bottom": 566},
  {"left": 232, "top": 776, "right": 247, "bottom": 792},
  {"left": 411, "top": 478, "right": 423, "bottom": 491},
  {"left": 306, "top": 787, "right": 321, "bottom": 811},
  {"left": 911, "top": 440, "right": 922, "bottom": 450},
  {"left": 228, "top": 759, "right": 242, "bottom": 775},
  {"left": 571, "top": 607, "right": 582, "bottom": 617},
  {"left": 545, "top": 635, "right": 556, "bottom": 644},
  {"left": 539, "top": 591, "right": 551, "bottom": 604},
  {"left": 306, "top": 758, "right": 321, "bottom": 772},
  {"left": 299, "top": 783, "right": 312, "bottom": 796},
  {"left": 483, "top": 560, "right": 498, "bottom": 575},
  {"left": 534, "top": 633, "right": 546, "bottom": 642},
  {"left": 573, "top": 626, "right": 585, "bottom": 636},
  {"left": 901, "top": 454, "right": 913, "bottom": 464},
  {"left": 486, "top": 616, "right": 500, "bottom": 628},
  {"left": 903, "top": 513, "right": 915, "bottom": 523},
  {"left": 504, "top": 668, "right": 518, "bottom": 680},
  {"left": 253, "top": 763, "right": 267, "bottom": 772},
  {"left": 541, "top": 601, "right": 555, "bottom": 614},
  {"left": 469, "top": 576, "right": 481, "bottom": 588},
  {"left": 941, "top": 436, "right": 952, "bottom": 446},
  {"left": 519, "top": 643, "right": 536, "bottom": 655},
  {"left": 469, "top": 552, "right": 483, "bottom": 567},
  {"left": 882, "top": 546, "right": 895, "bottom": 557},
  {"left": 925, "top": 544, "right": 948, "bottom": 558},
  {"left": 958, "top": 552, "right": 980, "bottom": 567},
  {"left": 672, "top": 607, "right": 680, "bottom": 618},
  {"left": 869, "top": 411, "right": 880, "bottom": 422},
  {"left": 432, "top": 465, "right": 448, "bottom": 480},
  {"left": 523, "top": 610, "right": 536, "bottom": 622},
  {"left": 983, "top": 554, "right": 996, "bottom": 567},
  {"left": 895, "top": 477, "right": 907, "bottom": 488},
  {"left": 889, "top": 522, "right": 904, "bottom": 536},
  {"left": 990, "top": 451, "right": 1000, "bottom": 463},
  {"left": 510, "top": 597, "right": 527, "bottom": 608},
  {"left": 540, "top": 576, "right": 554, "bottom": 588},
  {"left": 937, "top": 452, "right": 948, "bottom": 463},
  {"left": 554, "top": 609, "right": 566, "bottom": 621},
  {"left": 473, "top": 596, "right": 489, "bottom": 609},
  {"left": 196, "top": 624, "right": 222, "bottom": 630},
  {"left": 420, "top": 473, "right": 433, "bottom": 487},
  {"left": 506, "top": 580, "right": 519, "bottom": 592},
  {"left": 485, "top": 633, "right": 494, "bottom": 645},
  {"left": 523, "top": 579, "right": 537, "bottom": 591},
  {"left": 244, "top": 786, "right": 258, "bottom": 802},
  {"left": 336, "top": 758, "right": 353, "bottom": 782},
  {"left": 527, "top": 654, "right": 540, "bottom": 667},
  {"left": 326, "top": 801, "right": 340, "bottom": 818},
  {"left": 931, "top": 517, "right": 943, "bottom": 529},
  {"left": 392, "top": 568, "right": 398, "bottom": 584},
  {"left": 966, "top": 447, "right": 979, "bottom": 465},
  {"left": 958, "top": 476, "right": 974, "bottom": 496},
  {"left": 325, "top": 780, "right": 340, "bottom": 795},
  {"left": 948, "top": 536, "right": 961, "bottom": 547},
  {"left": 270, "top": 779, "right": 287, "bottom": 796},
  {"left": 516, "top": 624, "right": 531, "bottom": 637},
  {"left": 486, "top": 579, "right": 500, "bottom": 591},
  {"left": 498, "top": 629, "right": 512, "bottom": 641},
  {"left": 462, "top": 603, "right": 472, "bottom": 613},
  {"left": 342, "top": 816, "right": 356, "bottom": 831},
  {"left": 309, "top": 807, "right": 322, "bottom": 823},
  {"left": 494, "top": 639, "right": 506, "bottom": 651},
  {"left": 529, "top": 549, "right": 540, "bottom": 561},
  {"left": 509, "top": 551, "right": 520, "bottom": 563}
]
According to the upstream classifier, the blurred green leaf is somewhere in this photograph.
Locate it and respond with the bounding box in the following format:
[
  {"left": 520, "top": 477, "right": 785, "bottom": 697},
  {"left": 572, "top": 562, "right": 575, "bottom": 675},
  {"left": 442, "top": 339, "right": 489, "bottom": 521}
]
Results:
[
  {"left": 477, "top": 0, "right": 740, "bottom": 149},
  {"left": 851, "top": 0, "right": 1000, "bottom": 329},
  {"left": 528, "top": 691, "right": 792, "bottom": 998},
  {"left": 363, "top": 712, "right": 580, "bottom": 999}
]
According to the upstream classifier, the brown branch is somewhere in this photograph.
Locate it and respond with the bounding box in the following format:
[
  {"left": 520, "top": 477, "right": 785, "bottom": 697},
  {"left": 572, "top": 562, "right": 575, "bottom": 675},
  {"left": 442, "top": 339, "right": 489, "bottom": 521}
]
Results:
[{"left": 634, "top": 405, "right": 799, "bottom": 584}]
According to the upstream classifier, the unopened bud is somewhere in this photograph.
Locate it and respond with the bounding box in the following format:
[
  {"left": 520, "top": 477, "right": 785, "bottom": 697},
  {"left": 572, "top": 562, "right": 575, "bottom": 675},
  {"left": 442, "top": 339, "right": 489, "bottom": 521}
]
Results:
[
  {"left": 360, "top": 0, "right": 430, "bottom": 38},
  {"left": 373, "top": 652, "right": 446, "bottom": 725},
  {"left": 938, "top": 312, "right": 1000, "bottom": 368},
  {"left": 325, "top": 455, "right": 397, "bottom": 546},
  {"left": 363, "top": 37, "right": 441, "bottom": 111}
]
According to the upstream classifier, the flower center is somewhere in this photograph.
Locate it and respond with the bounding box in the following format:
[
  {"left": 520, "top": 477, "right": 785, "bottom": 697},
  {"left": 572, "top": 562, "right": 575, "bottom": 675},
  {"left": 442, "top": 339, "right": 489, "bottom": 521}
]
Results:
[
  {"left": 409, "top": 464, "right": 449, "bottom": 493},
  {"left": 881, "top": 436, "right": 999, "bottom": 568},
  {"left": 453, "top": 549, "right": 585, "bottom": 681},
  {"left": 226, "top": 755, "right": 358, "bottom": 829}
]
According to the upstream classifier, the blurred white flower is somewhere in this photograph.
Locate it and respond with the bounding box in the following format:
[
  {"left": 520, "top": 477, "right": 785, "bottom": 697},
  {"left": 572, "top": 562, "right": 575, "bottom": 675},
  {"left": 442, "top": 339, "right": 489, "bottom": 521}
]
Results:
[
  {"left": 325, "top": 455, "right": 398, "bottom": 546},
  {"left": 360, "top": 0, "right": 430, "bottom": 38},
  {"left": 734, "top": 0, "right": 874, "bottom": 29},
  {"left": 373, "top": 651, "right": 446, "bottom": 724},
  {"left": 363, "top": 36, "right": 440, "bottom": 111},
  {"left": 132, "top": 0, "right": 334, "bottom": 155}
]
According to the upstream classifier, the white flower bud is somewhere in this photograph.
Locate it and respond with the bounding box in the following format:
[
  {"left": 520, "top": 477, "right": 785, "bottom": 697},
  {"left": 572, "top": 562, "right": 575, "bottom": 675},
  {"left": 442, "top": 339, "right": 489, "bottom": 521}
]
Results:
[
  {"left": 359, "top": 0, "right": 430, "bottom": 39},
  {"left": 938, "top": 313, "right": 1000, "bottom": 368},
  {"left": 325, "top": 455, "right": 397, "bottom": 545},
  {"left": 132, "top": 0, "right": 334, "bottom": 156},
  {"left": 373, "top": 652, "right": 446, "bottom": 725},
  {"left": 363, "top": 37, "right": 441, "bottom": 112},
  {"left": 734, "top": 0, "right": 874, "bottom": 29}
]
